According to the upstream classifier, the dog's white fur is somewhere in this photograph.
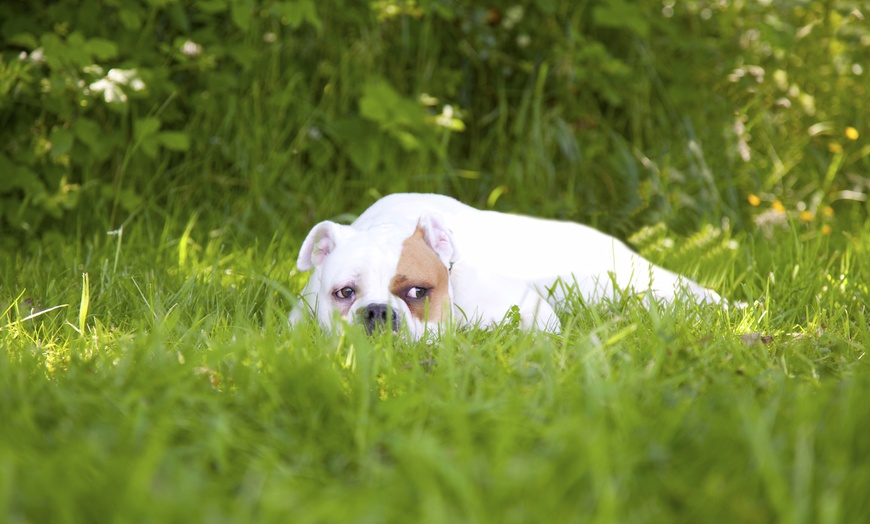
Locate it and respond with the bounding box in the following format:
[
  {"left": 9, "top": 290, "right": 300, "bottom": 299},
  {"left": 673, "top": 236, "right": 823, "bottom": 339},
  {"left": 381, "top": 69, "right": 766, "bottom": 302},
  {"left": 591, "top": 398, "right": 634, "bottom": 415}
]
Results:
[{"left": 290, "top": 193, "right": 723, "bottom": 338}]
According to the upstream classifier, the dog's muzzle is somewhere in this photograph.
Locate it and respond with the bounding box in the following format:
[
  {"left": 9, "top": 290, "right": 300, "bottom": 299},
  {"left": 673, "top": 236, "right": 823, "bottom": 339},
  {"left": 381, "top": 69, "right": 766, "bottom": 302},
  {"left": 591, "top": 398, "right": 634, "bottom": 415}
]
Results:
[{"left": 358, "top": 303, "right": 401, "bottom": 334}]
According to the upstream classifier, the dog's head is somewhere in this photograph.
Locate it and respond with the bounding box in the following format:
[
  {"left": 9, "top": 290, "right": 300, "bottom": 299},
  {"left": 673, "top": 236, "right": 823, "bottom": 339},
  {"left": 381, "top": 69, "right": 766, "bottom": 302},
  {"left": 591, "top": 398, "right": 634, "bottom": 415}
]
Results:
[{"left": 294, "top": 214, "right": 458, "bottom": 338}]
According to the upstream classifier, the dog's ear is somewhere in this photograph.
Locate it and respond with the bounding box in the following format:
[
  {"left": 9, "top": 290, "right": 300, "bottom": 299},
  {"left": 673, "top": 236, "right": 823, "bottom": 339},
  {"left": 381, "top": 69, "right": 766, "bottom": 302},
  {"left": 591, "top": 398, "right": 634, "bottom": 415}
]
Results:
[
  {"left": 297, "top": 221, "right": 353, "bottom": 271},
  {"left": 417, "top": 213, "right": 459, "bottom": 267}
]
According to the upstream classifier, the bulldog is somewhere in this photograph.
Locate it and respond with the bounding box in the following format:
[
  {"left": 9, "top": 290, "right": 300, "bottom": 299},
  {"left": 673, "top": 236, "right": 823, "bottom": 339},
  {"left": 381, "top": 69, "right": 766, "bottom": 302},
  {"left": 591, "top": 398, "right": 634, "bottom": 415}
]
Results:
[{"left": 290, "top": 193, "right": 725, "bottom": 338}]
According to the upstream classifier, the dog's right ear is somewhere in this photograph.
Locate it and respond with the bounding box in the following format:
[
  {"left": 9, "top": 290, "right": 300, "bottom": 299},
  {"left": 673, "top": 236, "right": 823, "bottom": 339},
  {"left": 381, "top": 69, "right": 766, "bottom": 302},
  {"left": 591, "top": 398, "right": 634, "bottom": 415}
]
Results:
[
  {"left": 417, "top": 212, "right": 459, "bottom": 267},
  {"left": 297, "top": 221, "right": 353, "bottom": 271}
]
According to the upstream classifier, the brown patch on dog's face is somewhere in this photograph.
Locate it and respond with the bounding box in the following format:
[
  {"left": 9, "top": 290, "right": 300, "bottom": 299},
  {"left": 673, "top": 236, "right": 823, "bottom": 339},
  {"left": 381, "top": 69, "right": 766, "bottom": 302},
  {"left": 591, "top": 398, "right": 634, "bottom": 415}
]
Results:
[{"left": 390, "top": 227, "right": 450, "bottom": 323}]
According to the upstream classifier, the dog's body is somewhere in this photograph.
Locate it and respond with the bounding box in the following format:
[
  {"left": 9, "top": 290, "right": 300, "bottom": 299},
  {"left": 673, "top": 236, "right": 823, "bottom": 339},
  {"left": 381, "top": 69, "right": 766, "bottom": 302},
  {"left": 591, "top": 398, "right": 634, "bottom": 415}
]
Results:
[{"left": 290, "top": 193, "right": 723, "bottom": 338}]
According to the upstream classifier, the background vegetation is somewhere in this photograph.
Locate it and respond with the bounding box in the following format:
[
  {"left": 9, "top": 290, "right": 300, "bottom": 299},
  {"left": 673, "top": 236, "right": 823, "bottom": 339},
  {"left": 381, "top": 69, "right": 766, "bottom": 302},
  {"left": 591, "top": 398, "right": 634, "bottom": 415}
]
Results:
[
  {"left": 2, "top": 0, "right": 870, "bottom": 522},
  {"left": 3, "top": 0, "right": 868, "bottom": 240}
]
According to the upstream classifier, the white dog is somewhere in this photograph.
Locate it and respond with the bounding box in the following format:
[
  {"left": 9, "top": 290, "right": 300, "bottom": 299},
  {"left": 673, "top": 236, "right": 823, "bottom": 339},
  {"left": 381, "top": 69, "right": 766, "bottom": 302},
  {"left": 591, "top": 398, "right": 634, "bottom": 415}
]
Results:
[{"left": 290, "top": 193, "right": 724, "bottom": 338}]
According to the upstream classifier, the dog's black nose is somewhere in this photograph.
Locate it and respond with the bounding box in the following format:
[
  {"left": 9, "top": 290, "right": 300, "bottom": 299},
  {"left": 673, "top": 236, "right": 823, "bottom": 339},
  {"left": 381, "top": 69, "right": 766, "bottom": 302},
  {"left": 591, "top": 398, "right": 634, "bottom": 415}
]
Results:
[{"left": 359, "top": 303, "right": 401, "bottom": 334}]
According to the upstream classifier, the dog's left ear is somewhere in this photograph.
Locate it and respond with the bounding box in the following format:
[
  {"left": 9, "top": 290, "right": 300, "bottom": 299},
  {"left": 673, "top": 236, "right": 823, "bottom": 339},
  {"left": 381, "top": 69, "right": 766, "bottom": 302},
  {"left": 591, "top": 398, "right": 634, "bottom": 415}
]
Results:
[
  {"left": 417, "top": 213, "right": 459, "bottom": 267},
  {"left": 297, "top": 221, "right": 353, "bottom": 271}
]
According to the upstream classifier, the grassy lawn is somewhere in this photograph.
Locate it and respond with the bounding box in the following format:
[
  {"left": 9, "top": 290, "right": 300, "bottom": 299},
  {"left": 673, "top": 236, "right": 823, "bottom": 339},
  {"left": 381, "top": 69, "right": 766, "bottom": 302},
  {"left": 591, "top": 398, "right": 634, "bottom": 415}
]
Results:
[{"left": 2, "top": 207, "right": 868, "bottom": 523}]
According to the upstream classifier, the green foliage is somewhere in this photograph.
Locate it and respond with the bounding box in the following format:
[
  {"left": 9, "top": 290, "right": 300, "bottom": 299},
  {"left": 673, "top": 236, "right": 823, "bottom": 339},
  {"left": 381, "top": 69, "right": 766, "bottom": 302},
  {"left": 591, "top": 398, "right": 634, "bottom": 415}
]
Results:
[
  {"left": 3, "top": 0, "right": 868, "bottom": 245},
  {"left": 0, "top": 0, "right": 327, "bottom": 240}
]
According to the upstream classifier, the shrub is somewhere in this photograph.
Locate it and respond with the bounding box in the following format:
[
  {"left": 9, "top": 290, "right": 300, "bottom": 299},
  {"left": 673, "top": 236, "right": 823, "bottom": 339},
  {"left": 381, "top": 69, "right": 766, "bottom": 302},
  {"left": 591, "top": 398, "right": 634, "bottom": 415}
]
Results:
[{"left": 1, "top": 0, "right": 867, "bottom": 244}]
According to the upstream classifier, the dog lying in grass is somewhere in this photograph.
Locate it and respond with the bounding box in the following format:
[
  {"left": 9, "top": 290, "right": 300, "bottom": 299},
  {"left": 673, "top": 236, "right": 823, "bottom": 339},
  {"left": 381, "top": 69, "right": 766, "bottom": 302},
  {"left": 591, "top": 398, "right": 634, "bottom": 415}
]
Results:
[{"left": 290, "top": 193, "right": 725, "bottom": 338}]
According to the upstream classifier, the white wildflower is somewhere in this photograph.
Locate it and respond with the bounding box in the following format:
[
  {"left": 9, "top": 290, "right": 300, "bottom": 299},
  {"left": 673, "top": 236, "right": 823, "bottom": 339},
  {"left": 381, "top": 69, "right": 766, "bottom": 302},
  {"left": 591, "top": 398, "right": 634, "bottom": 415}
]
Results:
[
  {"left": 434, "top": 105, "right": 465, "bottom": 131},
  {"left": 107, "top": 68, "right": 138, "bottom": 84},
  {"left": 29, "top": 48, "right": 45, "bottom": 63},
  {"left": 435, "top": 105, "right": 455, "bottom": 128},
  {"left": 83, "top": 64, "right": 104, "bottom": 76},
  {"left": 87, "top": 68, "right": 145, "bottom": 104},
  {"left": 516, "top": 34, "right": 531, "bottom": 48},
  {"left": 181, "top": 40, "right": 203, "bottom": 57},
  {"left": 89, "top": 78, "right": 127, "bottom": 103}
]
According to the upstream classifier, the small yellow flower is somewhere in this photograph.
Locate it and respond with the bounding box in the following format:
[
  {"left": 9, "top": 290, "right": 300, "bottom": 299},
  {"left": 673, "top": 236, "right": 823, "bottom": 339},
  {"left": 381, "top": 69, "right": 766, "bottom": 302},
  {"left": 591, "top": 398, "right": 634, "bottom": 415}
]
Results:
[
  {"left": 823, "top": 206, "right": 834, "bottom": 217},
  {"left": 846, "top": 127, "right": 859, "bottom": 140},
  {"left": 822, "top": 224, "right": 832, "bottom": 235},
  {"left": 828, "top": 142, "right": 843, "bottom": 154},
  {"left": 800, "top": 210, "right": 814, "bottom": 222},
  {"left": 748, "top": 194, "right": 761, "bottom": 206},
  {"left": 772, "top": 200, "right": 786, "bottom": 213}
]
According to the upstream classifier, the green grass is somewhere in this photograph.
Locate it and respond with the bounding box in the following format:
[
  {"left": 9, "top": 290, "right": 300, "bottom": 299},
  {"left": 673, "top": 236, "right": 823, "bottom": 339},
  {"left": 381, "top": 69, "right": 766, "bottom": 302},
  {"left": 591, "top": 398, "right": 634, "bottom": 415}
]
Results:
[{"left": 2, "top": 210, "right": 869, "bottom": 523}]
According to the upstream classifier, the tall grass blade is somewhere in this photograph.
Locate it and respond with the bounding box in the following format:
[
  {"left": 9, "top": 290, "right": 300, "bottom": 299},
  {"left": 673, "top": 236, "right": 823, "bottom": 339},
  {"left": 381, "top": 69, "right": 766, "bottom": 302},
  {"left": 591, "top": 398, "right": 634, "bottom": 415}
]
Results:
[{"left": 79, "top": 272, "right": 90, "bottom": 335}]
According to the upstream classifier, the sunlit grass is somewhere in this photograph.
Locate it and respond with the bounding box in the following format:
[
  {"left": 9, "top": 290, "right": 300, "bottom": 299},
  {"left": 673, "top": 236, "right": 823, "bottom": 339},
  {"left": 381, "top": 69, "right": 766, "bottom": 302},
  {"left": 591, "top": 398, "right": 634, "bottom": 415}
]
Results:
[{"left": 1, "top": 209, "right": 868, "bottom": 522}]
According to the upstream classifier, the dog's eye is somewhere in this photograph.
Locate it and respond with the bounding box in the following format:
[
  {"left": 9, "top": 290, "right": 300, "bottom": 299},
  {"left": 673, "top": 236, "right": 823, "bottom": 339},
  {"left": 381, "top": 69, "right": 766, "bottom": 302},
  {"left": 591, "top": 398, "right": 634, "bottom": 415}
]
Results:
[
  {"left": 405, "top": 287, "right": 429, "bottom": 300},
  {"left": 335, "top": 287, "right": 355, "bottom": 299}
]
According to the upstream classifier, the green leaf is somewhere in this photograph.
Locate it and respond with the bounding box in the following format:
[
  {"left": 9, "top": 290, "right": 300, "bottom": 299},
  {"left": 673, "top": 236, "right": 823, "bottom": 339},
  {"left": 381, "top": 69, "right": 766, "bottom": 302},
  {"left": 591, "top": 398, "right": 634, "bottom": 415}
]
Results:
[
  {"left": 135, "top": 117, "right": 161, "bottom": 141},
  {"left": 359, "top": 79, "right": 425, "bottom": 129},
  {"left": 8, "top": 32, "right": 38, "bottom": 49},
  {"left": 0, "top": 155, "right": 20, "bottom": 192},
  {"left": 0, "top": 157, "right": 44, "bottom": 194},
  {"left": 227, "top": 44, "right": 259, "bottom": 69},
  {"left": 72, "top": 118, "right": 113, "bottom": 161},
  {"left": 230, "top": 0, "right": 254, "bottom": 31},
  {"left": 196, "top": 0, "right": 228, "bottom": 14},
  {"left": 272, "top": 0, "right": 322, "bottom": 31},
  {"left": 140, "top": 136, "right": 160, "bottom": 158},
  {"left": 117, "top": 187, "right": 144, "bottom": 211},
  {"left": 71, "top": 119, "right": 99, "bottom": 146},
  {"left": 167, "top": 3, "right": 191, "bottom": 32},
  {"left": 359, "top": 79, "right": 397, "bottom": 124},
  {"left": 359, "top": 79, "right": 435, "bottom": 152},
  {"left": 392, "top": 130, "right": 421, "bottom": 151},
  {"left": 67, "top": 32, "right": 86, "bottom": 48},
  {"left": 592, "top": 0, "right": 649, "bottom": 38},
  {"left": 157, "top": 131, "right": 190, "bottom": 151},
  {"left": 135, "top": 118, "right": 162, "bottom": 158},
  {"left": 85, "top": 38, "right": 119, "bottom": 60},
  {"left": 329, "top": 118, "right": 381, "bottom": 173},
  {"left": 49, "top": 128, "right": 74, "bottom": 158},
  {"left": 118, "top": 9, "right": 143, "bottom": 30}
]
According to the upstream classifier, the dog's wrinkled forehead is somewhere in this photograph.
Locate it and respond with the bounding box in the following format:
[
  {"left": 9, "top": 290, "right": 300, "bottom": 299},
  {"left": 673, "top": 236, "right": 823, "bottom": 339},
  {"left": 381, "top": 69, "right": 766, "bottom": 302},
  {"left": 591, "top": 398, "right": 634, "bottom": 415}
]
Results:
[{"left": 320, "top": 225, "right": 408, "bottom": 281}]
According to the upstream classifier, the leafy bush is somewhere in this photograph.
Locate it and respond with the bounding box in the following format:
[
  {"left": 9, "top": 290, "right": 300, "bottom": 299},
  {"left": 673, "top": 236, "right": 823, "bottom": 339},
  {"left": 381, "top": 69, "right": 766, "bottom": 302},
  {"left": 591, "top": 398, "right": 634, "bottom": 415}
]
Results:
[
  {"left": 0, "top": 0, "right": 324, "bottom": 241},
  {"left": 1, "top": 0, "right": 867, "bottom": 244}
]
